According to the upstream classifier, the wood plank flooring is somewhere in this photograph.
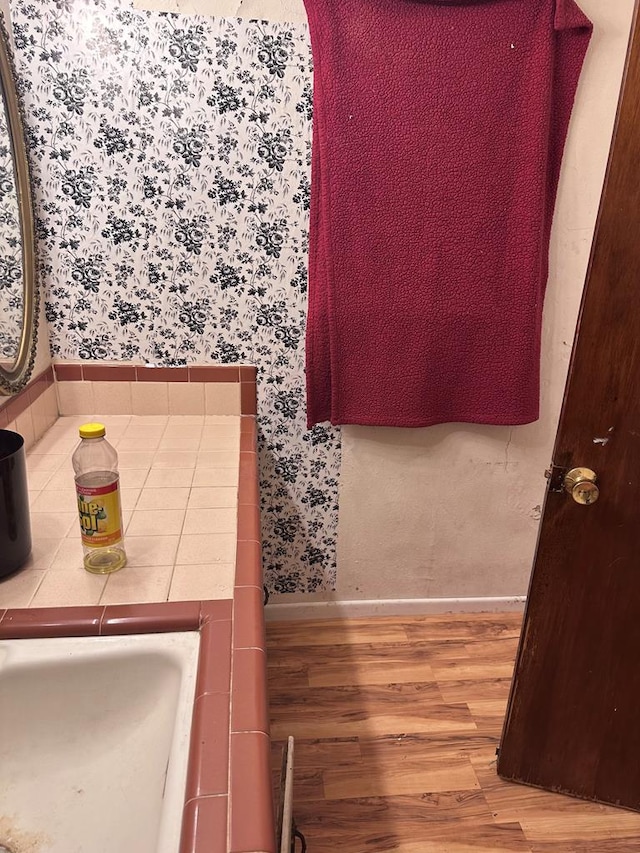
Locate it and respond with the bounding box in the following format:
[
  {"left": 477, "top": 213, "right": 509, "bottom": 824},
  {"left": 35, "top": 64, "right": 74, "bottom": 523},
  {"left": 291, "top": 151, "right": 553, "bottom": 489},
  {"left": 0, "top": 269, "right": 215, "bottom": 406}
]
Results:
[{"left": 267, "top": 613, "right": 640, "bottom": 852}]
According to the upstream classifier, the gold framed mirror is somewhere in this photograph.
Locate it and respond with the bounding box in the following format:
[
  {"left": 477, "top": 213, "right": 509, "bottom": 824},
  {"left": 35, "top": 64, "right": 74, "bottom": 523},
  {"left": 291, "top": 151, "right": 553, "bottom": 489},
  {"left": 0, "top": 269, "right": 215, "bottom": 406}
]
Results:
[{"left": 0, "top": 11, "right": 38, "bottom": 395}]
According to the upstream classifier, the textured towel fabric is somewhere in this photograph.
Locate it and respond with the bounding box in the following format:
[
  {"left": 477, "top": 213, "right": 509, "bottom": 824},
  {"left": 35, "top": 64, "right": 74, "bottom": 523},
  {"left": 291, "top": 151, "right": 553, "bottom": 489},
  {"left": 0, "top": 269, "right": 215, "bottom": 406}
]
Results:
[{"left": 304, "top": 0, "right": 592, "bottom": 428}]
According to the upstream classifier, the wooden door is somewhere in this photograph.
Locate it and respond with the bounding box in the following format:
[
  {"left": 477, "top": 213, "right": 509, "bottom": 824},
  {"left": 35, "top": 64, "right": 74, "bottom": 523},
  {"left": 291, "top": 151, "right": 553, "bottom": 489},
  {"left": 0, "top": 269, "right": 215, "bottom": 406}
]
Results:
[{"left": 497, "top": 2, "right": 640, "bottom": 809}]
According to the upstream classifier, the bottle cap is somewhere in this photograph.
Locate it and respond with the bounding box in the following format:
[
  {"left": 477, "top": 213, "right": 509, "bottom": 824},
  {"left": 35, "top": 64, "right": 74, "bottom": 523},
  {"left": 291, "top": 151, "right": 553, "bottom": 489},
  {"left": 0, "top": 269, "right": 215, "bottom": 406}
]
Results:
[{"left": 79, "top": 422, "right": 106, "bottom": 439}]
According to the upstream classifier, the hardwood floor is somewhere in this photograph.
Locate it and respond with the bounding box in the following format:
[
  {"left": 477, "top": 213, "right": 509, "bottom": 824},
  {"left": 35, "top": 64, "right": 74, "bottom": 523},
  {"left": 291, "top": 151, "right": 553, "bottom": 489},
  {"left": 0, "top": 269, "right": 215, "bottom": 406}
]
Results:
[{"left": 267, "top": 613, "right": 640, "bottom": 852}]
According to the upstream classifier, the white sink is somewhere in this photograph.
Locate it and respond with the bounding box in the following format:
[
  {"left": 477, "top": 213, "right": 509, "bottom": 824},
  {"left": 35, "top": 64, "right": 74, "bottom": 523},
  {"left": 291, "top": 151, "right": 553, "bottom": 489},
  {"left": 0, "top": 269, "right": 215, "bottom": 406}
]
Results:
[{"left": 0, "top": 631, "right": 200, "bottom": 853}]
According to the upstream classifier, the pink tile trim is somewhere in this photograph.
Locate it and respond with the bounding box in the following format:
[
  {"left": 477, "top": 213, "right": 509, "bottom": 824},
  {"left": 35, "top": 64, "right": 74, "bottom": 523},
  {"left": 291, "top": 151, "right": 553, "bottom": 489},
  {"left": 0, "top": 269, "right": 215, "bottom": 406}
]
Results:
[
  {"left": 0, "top": 365, "right": 55, "bottom": 418},
  {"left": 54, "top": 363, "right": 83, "bottom": 381},
  {"left": 83, "top": 364, "right": 136, "bottom": 382},
  {"left": 235, "top": 541, "right": 263, "bottom": 589},
  {"left": 240, "top": 382, "right": 257, "bottom": 416},
  {"left": 186, "top": 692, "right": 230, "bottom": 799},
  {"left": 238, "top": 453, "right": 259, "bottom": 505},
  {"left": 180, "top": 795, "right": 228, "bottom": 853},
  {"left": 240, "top": 415, "right": 256, "bottom": 435},
  {"left": 195, "top": 618, "right": 232, "bottom": 697},
  {"left": 231, "top": 647, "right": 268, "bottom": 734},
  {"left": 2, "top": 385, "right": 31, "bottom": 421},
  {"left": 237, "top": 503, "right": 260, "bottom": 542},
  {"left": 0, "top": 606, "right": 103, "bottom": 639},
  {"left": 136, "top": 365, "right": 189, "bottom": 382},
  {"left": 200, "top": 599, "right": 233, "bottom": 624},
  {"left": 0, "top": 413, "right": 271, "bottom": 853},
  {"left": 233, "top": 586, "right": 265, "bottom": 651},
  {"left": 239, "top": 366, "right": 257, "bottom": 382},
  {"left": 100, "top": 601, "right": 201, "bottom": 634},
  {"left": 239, "top": 431, "right": 255, "bottom": 452},
  {"left": 229, "top": 732, "right": 275, "bottom": 853},
  {"left": 189, "top": 366, "right": 240, "bottom": 383}
]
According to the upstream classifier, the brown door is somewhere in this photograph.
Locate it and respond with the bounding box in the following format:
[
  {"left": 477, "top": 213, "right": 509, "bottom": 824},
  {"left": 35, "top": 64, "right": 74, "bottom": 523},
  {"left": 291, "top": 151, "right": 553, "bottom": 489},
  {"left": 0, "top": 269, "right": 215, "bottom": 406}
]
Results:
[{"left": 497, "top": 2, "right": 640, "bottom": 809}]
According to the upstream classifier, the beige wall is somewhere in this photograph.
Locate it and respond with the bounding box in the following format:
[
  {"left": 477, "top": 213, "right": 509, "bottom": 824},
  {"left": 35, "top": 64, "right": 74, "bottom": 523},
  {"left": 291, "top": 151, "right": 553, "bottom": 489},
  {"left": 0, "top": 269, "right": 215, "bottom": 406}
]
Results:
[
  {"left": 133, "top": 0, "right": 636, "bottom": 611},
  {"left": 328, "top": 0, "right": 635, "bottom": 611}
]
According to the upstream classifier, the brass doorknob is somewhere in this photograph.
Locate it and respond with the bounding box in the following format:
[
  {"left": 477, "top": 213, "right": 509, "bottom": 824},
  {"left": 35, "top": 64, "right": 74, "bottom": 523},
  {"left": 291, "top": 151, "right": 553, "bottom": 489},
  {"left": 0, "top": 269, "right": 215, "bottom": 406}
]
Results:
[{"left": 564, "top": 467, "right": 600, "bottom": 505}]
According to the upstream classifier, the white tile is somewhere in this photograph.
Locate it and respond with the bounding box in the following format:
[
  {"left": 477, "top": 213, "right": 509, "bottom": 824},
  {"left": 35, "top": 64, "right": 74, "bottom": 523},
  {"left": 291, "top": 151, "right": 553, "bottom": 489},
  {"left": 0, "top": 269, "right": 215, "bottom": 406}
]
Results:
[
  {"left": 192, "top": 467, "right": 238, "bottom": 488},
  {"left": 158, "top": 436, "right": 201, "bottom": 451},
  {"left": 136, "top": 487, "right": 190, "bottom": 510},
  {"left": 31, "top": 568, "right": 108, "bottom": 607},
  {"left": 15, "top": 409, "right": 35, "bottom": 452},
  {"left": 166, "top": 415, "right": 205, "bottom": 425},
  {"left": 131, "top": 382, "right": 169, "bottom": 416},
  {"left": 117, "top": 436, "right": 162, "bottom": 451},
  {"left": 204, "top": 415, "right": 240, "bottom": 425},
  {"left": 182, "top": 508, "right": 237, "bottom": 535},
  {"left": 27, "top": 469, "right": 55, "bottom": 490},
  {"left": 49, "top": 415, "right": 91, "bottom": 435},
  {"left": 118, "top": 469, "right": 150, "bottom": 489},
  {"left": 120, "top": 488, "right": 141, "bottom": 511},
  {"left": 30, "top": 393, "right": 49, "bottom": 442},
  {"left": 123, "top": 535, "right": 180, "bottom": 567},
  {"left": 153, "top": 450, "right": 197, "bottom": 469},
  {"left": 30, "top": 489, "right": 77, "bottom": 514},
  {"left": 168, "top": 382, "right": 205, "bottom": 415},
  {"left": 127, "top": 508, "right": 186, "bottom": 536},
  {"left": 43, "top": 385, "right": 59, "bottom": 425},
  {"left": 196, "top": 451, "right": 238, "bottom": 468},
  {"left": 117, "top": 450, "right": 155, "bottom": 469},
  {"left": 49, "top": 537, "right": 85, "bottom": 572},
  {"left": 123, "top": 423, "right": 166, "bottom": 438},
  {"left": 92, "top": 381, "right": 133, "bottom": 415},
  {"left": 96, "top": 415, "right": 131, "bottom": 435},
  {"left": 144, "top": 468, "right": 194, "bottom": 488},
  {"left": 198, "top": 433, "right": 240, "bottom": 451},
  {"left": 0, "top": 568, "right": 46, "bottom": 608},
  {"left": 100, "top": 564, "right": 174, "bottom": 605},
  {"left": 29, "top": 511, "right": 77, "bottom": 538},
  {"left": 31, "top": 430, "right": 78, "bottom": 455},
  {"left": 204, "top": 383, "right": 241, "bottom": 416},
  {"left": 175, "top": 533, "right": 236, "bottom": 564},
  {"left": 162, "top": 423, "right": 203, "bottom": 438},
  {"left": 43, "top": 469, "right": 77, "bottom": 491},
  {"left": 188, "top": 487, "right": 237, "bottom": 509},
  {"left": 201, "top": 423, "right": 241, "bottom": 437},
  {"left": 56, "top": 381, "right": 94, "bottom": 415},
  {"left": 22, "top": 538, "right": 64, "bottom": 571},
  {"left": 129, "top": 414, "right": 169, "bottom": 425},
  {"left": 26, "top": 453, "right": 67, "bottom": 473},
  {"left": 168, "top": 563, "right": 235, "bottom": 602}
]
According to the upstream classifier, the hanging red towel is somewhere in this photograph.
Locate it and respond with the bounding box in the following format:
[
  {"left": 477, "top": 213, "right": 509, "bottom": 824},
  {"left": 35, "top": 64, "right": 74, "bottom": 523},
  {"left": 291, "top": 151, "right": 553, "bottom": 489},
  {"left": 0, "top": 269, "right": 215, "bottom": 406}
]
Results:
[{"left": 304, "top": 0, "right": 592, "bottom": 428}]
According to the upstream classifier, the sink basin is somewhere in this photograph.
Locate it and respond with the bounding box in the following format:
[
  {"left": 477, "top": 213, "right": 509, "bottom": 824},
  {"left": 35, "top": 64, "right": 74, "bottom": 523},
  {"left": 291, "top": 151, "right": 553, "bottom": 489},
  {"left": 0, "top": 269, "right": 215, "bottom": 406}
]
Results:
[{"left": 0, "top": 631, "right": 200, "bottom": 853}]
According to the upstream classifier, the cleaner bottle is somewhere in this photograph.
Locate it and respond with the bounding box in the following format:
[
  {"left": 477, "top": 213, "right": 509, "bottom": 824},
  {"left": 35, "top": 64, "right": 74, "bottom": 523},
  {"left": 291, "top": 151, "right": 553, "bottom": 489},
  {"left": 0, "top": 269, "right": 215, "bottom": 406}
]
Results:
[{"left": 72, "top": 422, "right": 127, "bottom": 573}]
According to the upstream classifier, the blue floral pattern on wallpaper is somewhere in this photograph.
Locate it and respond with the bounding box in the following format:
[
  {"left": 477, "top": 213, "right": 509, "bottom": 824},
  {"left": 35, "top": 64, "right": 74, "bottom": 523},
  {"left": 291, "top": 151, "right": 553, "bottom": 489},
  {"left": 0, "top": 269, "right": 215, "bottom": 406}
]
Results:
[{"left": 11, "top": 0, "right": 339, "bottom": 593}]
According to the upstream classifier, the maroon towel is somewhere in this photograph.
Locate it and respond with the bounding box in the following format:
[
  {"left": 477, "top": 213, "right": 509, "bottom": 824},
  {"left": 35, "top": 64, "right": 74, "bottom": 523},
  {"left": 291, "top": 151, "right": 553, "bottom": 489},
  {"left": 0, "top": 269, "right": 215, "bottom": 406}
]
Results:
[{"left": 304, "top": 0, "right": 592, "bottom": 428}]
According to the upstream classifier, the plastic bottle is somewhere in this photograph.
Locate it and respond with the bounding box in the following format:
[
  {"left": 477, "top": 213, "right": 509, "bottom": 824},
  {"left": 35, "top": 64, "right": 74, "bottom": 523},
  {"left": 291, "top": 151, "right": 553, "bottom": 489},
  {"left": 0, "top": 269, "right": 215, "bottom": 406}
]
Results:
[{"left": 72, "top": 422, "right": 127, "bottom": 574}]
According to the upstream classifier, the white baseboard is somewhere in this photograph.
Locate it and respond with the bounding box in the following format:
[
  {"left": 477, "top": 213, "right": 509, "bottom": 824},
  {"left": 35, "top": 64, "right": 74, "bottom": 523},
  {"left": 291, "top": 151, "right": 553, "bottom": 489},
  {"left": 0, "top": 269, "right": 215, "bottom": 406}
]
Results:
[{"left": 265, "top": 596, "right": 526, "bottom": 622}]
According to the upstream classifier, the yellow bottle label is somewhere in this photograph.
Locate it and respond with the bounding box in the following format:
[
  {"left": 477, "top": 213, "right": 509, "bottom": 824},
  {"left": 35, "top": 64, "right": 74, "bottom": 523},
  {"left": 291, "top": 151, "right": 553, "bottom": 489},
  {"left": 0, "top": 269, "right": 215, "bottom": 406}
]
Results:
[{"left": 76, "top": 479, "right": 123, "bottom": 548}]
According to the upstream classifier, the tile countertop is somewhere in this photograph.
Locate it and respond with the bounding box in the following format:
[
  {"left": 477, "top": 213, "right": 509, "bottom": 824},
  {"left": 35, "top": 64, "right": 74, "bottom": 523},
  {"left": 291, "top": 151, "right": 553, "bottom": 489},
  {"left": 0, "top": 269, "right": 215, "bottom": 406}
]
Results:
[{"left": 0, "top": 414, "right": 273, "bottom": 853}]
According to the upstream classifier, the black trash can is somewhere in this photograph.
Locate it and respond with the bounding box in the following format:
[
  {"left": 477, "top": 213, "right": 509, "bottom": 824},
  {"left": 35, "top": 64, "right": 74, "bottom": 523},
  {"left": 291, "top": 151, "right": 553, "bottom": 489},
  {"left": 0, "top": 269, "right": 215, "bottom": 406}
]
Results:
[{"left": 0, "top": 429, "right": 32, "bottom": 578}]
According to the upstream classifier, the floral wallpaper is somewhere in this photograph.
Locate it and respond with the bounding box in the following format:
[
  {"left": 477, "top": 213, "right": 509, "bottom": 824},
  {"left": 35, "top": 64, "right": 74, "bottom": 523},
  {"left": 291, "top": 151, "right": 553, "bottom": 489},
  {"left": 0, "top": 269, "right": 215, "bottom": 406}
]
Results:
[
  {"left": 10, "top": 0, "right": 340, "bottom": 593},
  {"left": 0, "top": 93, "right": 22, "bottom": 363}
]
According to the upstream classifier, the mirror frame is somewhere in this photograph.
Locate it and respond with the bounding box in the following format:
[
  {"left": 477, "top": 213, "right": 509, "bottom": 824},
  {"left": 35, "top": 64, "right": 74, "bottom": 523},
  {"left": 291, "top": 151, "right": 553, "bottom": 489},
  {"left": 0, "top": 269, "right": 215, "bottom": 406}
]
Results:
[{"left": 0, "top": 11, "right": 38, "bottom": 395}]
